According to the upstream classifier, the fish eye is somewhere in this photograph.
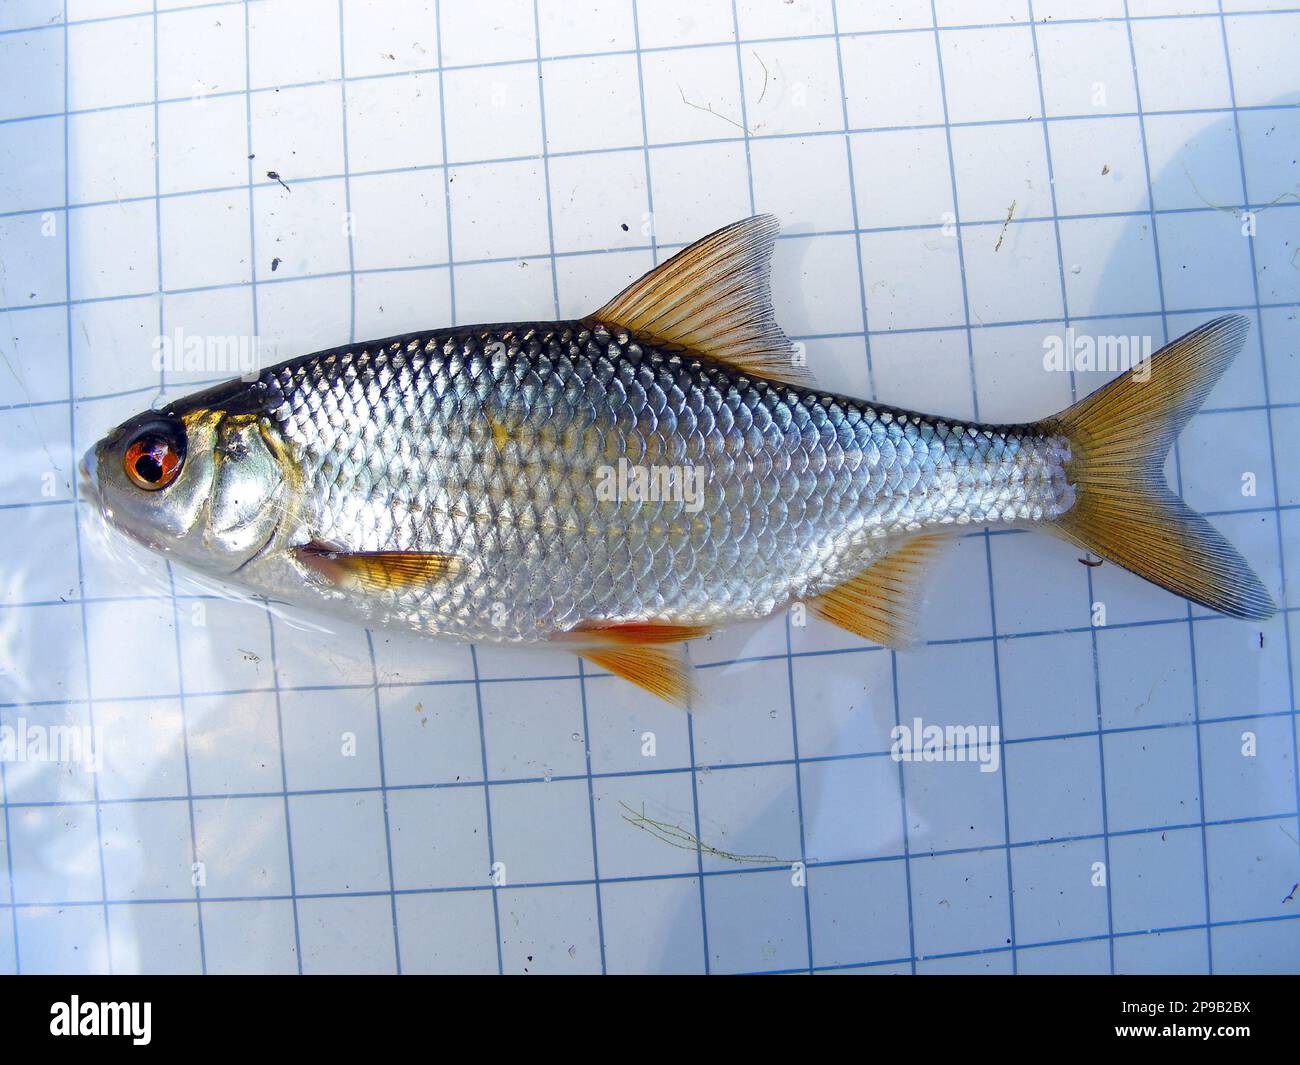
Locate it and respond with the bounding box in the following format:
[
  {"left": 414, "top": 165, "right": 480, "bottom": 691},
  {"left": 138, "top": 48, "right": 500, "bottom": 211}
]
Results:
[{"left": 123, "top": 428, "right": 185, "bottom": 491}]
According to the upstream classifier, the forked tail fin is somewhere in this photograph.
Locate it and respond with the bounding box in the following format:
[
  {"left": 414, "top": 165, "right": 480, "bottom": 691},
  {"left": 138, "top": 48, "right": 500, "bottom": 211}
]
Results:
[{"left": 1040, "top": 314, "right": 1274, "bottom": 620}]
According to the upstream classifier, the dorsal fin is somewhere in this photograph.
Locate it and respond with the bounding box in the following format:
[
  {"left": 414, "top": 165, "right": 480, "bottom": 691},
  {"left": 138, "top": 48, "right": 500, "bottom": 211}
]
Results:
[
  {"left": 587, "top": 214, "right": 810, "bottom": 387},
  {"left": 810, "top": 534, "right": 951, "bottom": 648}
]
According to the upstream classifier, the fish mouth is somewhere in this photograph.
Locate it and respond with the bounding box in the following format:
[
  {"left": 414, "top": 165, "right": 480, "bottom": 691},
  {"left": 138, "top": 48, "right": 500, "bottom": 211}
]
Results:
[
  {"left": 78, "top": 446, "right": 98, "bottom": 502},
  {"left": 78, "top": 443, "right": 166, "bottom": 553}
]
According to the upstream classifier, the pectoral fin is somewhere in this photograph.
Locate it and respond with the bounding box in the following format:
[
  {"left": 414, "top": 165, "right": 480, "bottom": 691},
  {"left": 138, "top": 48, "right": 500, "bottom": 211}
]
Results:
[
  {"left": 553, "top": 622, "right": 711, "bottom": 706},
  {"left": 296, "top": 543, "right": 462, "bottom": 594},
  {"left": 810, "top": 534, "right": 950, "bottom": 648}
]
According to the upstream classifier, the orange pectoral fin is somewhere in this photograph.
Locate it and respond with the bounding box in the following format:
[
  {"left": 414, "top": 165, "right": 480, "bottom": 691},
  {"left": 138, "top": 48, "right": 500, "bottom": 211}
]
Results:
[
  {"left": 553, "top": 622, "right": 712, "bottom": 706},
  {"left": 296, "top": 543, "right": 462, "bottom": 594}
]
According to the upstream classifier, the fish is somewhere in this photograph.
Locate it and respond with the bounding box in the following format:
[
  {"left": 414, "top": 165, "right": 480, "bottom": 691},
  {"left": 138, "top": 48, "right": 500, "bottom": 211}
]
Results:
[{"left": 82, "top": 215, "right": 1274, "bottom": 704}]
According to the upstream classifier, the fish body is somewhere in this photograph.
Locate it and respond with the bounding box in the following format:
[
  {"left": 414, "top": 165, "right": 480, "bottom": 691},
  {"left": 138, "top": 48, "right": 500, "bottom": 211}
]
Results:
[
  {"left": 229, "top": 321, "right": 1074, "bottom": 642},
  {"left": 85, "top": 216, "right": 1273, "bottom": 702}
]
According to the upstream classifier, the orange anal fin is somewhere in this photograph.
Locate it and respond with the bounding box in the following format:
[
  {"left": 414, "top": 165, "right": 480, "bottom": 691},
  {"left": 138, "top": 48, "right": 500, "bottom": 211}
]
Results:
[
  {"left": 560, "top": 621, "right": 713, "bottom": 645},
  {"left": 553, "top": 622, "right": 710, "bottom": 706},
  {"left": 296, "top": 543, "right": 461, "bottom": 594},
  {"left": 810, "top": 534, "right": 950, "bottom": 649}
]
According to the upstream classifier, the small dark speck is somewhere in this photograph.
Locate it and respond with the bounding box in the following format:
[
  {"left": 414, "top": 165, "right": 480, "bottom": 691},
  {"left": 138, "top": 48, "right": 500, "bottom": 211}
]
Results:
[
  {"left": 621, "top": 222, "right": 629, "bottom": 232},
  {"left": 271, "top": 257, "right": 282, "bottom": 272},
  {"left": 1101, "top": 164, "right": 1110, "bottom": 175},
  {"left": 248, "top": 153, "right": 255, "bottom": 160},
  {"left": 267, "top": 170, "right": 290, "bottom": 192}
]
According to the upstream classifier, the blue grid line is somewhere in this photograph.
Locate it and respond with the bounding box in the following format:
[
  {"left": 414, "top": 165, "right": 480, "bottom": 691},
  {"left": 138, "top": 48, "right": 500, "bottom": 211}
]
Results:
[
  {"left": 337, "top": 0, "right": 403, "bottom": 976},
  {"left": 152, "top": 0, "right": 209, "bottom": 976},
  {"left": 7, "top": 1, "right": 1300, "bottom": 40},
  {"left": 626, "top": 0, "right": 711, "bottom": 972},
  {"left": 738, "top": 909, "right": 1300, "bottom": 975},
  {"left": 4, "top": 813, "right": 1297, "bottom": 910},
  {"left": 6, "top": 63, "right": 1300, "bottom": 137},
  {"left": 1213, "top": 0, "right": 1300, "bottom": 894},
  {"left": 9, "top": 140, "right": 1300, "bottom": 227},
  {"left": 684, "top": 704, "right": 710, "bottom": 972},
  {"left": 9, "top": 223, "right": 1299, "bottom": 316},
  {"left": 831, "top": 0, "right": 921, "bottom": 975},
  {"left": 4, "top": 897, "right": 1298, "bottom": 977},
  {"left": 1118, "top": 0, "right": 1215, "bottom": 971},
  {"left": 0, "top": 719, "right": 18, "bottom": 972},
  {"left": 365, "top": 629, "right": 403, "bottom": 971},
  {"left": 1026, "top": 0, "right": 1118, "bottom": 974},
  {"left": 10, "top": 88, "right": 1300, "bottom": 153},
  {"left": 628, "top": 0, "right": 657, "bottom": 263},
  {"left": 2, "top": 701, "right": 1296, "bottom": 809},
  {"left": 11, "top": 302, "right": 1300, "bottom": 376},
  {"left": 5, "top": 4, "right": 1300, "bottom": 102},
  {"left": 4, "top": 607, "right": 1300, "bottom": 715},
  {"left": 6, "top": 0, "right": 1299, "bottom": 39},
  {"left": 6, "top": 858, "right": 1297, "bottom": 913},
  {"left": 239, "top": 0, "right": 302, "bottom": 974},
  {"left": 888, "top": 645, "right": 920, "bottom": 973},
  {"left": 430, "top": 0, "right": 502, "bottom": 975},
  {"left": 1, "top": 0, "right": 242, "bottom": 35},
  {"left": 782, "top": 615, "right": 814, "bottom": 971},
  {"left": 467, "top": 645, "right": 504, "bottom": 974},
  {"left": 163, "top": 567, "right": 209, "bottom": 976},
  {"left": 827, "top": 2, "right": 877, "bottom": 400},
  {"left": 928, "top": 0, "right": 1020, "bottom": 973},
  {"left": 0, "top": 798, "right": 1291, "bottom": 881},
  {"left": 530, "top": 0, "right": 607, "bottom": 974},
  {"left": 261, "top": 601, "right": 303, "bottom": 972},
  {"left": 57, "top": 0, "right": 113, "bottom": 975},
  {"left": 727, "top": 0, "right": 814, "bottom": 975}
]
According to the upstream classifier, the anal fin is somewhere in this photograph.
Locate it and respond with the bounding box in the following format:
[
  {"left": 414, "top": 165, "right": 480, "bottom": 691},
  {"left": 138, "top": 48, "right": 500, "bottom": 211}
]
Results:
[
  {"left": 554, "top": 622, "right": 711, "bottom": 706},
  {"left": 810, "top": 534, "right": 949, "bottom": 649}
]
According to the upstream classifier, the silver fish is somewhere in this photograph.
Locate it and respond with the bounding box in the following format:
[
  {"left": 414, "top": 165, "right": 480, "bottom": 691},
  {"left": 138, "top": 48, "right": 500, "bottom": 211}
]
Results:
[{"left": 84, "top": 216, "right": 1273, "bottom": 702}]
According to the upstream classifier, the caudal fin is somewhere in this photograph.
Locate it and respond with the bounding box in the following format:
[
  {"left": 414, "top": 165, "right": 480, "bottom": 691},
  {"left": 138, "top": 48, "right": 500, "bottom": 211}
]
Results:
[{"left": 1040, "top": 314, "right": 1274, "bottom": 620}]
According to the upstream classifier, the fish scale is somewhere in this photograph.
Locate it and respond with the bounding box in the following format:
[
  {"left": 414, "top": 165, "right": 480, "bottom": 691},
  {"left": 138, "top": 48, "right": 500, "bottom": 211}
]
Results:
[{"left": 258, "top": 322, "right": 1073, "bottom": 642}]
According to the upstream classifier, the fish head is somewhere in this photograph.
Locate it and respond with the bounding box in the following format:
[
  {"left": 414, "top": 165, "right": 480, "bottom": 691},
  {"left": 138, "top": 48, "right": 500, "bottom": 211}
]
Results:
[{"left": 83, "top": 380, "right": 291, "bottom": 576}]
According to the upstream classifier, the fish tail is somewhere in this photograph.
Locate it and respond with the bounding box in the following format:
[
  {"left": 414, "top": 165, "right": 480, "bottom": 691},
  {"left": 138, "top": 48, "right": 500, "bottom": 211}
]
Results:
[{"left": 1040, "top": 314, "right": 1274, "bottom": 620}]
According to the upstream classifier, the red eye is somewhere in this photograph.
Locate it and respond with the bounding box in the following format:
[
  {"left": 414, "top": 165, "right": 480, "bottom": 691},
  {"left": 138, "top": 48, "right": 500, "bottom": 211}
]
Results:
[{"left": 124, "top": 434, "right": 182, "bottom": 490}]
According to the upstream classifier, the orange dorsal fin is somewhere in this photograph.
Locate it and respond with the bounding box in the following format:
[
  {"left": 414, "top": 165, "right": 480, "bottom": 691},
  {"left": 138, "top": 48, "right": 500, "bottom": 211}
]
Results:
[
  {"left": 554, "top": 622, "right": 711, "bottom": 706},
  {"left": 810, "top": 534, "right": 950, "bottom": 648},
  {"left": 296, "top": 544, "right": 461, "bottom": 594},
  {"left": 587, "top": 214, "right": 810, "bottom": 387}
]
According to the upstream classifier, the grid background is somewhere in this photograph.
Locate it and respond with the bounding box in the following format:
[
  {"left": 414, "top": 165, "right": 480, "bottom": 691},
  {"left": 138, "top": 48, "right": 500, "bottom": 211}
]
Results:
[{"left": 0, "top": 0, "right": 1297, "bottom": 974}]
